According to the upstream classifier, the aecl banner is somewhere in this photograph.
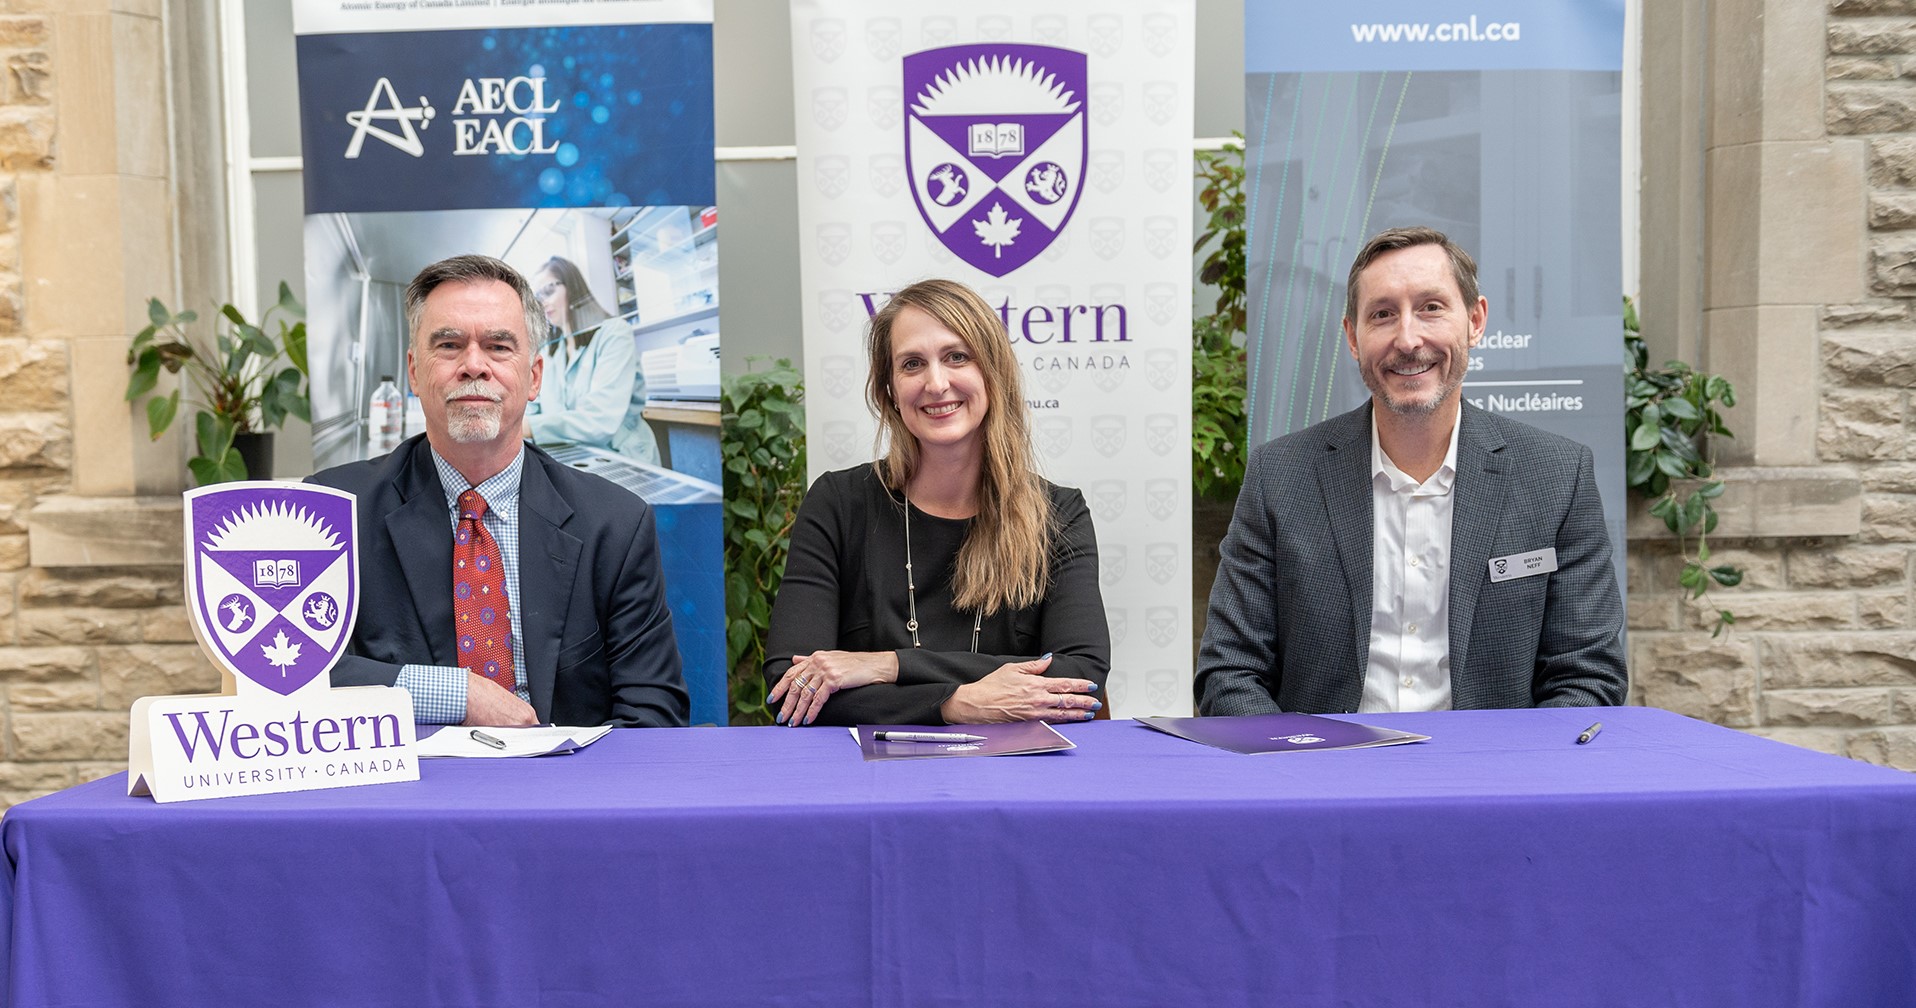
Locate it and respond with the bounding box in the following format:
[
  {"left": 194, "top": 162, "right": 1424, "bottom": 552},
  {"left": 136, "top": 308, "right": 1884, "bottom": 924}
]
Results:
[{"left": 291, "top": 1, "right": 730, "bottom": 725}]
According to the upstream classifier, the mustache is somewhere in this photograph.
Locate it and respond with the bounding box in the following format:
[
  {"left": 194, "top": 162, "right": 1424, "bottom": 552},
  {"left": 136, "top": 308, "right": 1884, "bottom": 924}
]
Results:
[
  {"left": 445, "top": 381, "right": 503, "bottom": 404},
  {"left": 1384, "top": 352, "right": 1441, "bottom": 370}
]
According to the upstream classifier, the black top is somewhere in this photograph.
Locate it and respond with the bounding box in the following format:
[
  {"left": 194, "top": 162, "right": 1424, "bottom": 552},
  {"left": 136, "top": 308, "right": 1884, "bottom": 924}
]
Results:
[{"left": 763, "top": 464, "right": 1111, "bottom": 725}]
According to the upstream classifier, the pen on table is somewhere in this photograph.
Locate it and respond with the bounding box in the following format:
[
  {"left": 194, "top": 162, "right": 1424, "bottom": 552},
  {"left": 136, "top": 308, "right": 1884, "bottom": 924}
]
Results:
[
  {"left": 470, "top": 729, "right": 508, "bottom": 750},
  {"left": 1576, "top": 722, "right": 1603, "bottom": 745},
  {"left": 872, "top": 731, "right": 990, "bottom": 743}
]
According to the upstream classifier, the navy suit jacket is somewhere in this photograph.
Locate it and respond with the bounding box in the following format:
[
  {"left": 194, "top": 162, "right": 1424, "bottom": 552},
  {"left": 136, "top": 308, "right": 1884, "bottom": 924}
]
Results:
[
  {"left": 310, "top": 436, "right": 687, "bottom": 727},
  {"left": 1196, "top": 403, "right": 1626, "bottom": 715}
]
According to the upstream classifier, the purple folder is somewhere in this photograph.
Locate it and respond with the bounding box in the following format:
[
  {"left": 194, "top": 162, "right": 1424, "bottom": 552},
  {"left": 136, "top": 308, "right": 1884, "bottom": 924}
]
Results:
[
  {"left": 854, "top": 721, "right": 1076, "bottom": 761},
  {"left": 1136, "top": 713, "right": 1429, "bottom": 754}
]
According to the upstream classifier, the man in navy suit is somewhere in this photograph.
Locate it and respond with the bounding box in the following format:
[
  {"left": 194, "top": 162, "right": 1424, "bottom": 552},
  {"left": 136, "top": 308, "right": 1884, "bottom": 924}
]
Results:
[
  {"left": 311, "top": 254, "right": 686, "bottom": 728},
  {"left": 1197, "top": 227, "right": 1626, "bottom": 716}
]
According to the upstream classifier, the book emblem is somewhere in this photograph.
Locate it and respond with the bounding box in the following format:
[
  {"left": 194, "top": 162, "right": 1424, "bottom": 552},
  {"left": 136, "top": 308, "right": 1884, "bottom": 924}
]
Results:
[{"left": 253, "top": 558, "right": 301, "bottom": 588}]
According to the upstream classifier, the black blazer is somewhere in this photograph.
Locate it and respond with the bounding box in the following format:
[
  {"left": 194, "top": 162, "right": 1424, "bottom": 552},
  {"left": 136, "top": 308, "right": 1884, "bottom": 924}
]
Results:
[{"left": 309, "top": 435, "right": 687, "bottom": 727}]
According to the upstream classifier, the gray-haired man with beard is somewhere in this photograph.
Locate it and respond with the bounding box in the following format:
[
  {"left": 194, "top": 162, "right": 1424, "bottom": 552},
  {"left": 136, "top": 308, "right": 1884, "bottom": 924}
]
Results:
[
  {"left": 1196, "top": 227, "right": 1625, "bottom": 716},
  {"left": 310, "top": 254, "right": 687, "bottom": 729}
]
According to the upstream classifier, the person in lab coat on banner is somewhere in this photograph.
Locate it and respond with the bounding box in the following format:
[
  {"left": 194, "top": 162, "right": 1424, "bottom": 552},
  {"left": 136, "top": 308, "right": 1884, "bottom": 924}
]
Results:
[{"left": 523, "top": 255, "right": 661, "bottom": 465}]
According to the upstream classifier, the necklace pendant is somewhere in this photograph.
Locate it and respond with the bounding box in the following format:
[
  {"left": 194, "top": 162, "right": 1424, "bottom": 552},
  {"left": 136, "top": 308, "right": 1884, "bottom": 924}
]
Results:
[{"left": 906, "top": 618, "right": 918, "bottom": 632}]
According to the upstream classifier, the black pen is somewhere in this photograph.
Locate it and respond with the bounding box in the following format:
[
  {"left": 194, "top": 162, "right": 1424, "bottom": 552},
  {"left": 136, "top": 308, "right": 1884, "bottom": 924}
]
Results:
[
  {"left": 872, "top": 731, "right": 989, "bottom": 743},
  {"left": 1576, "top": 722, "right": 1603, "bottom": 745},
  {"left": 470, "top": 729, "right": 508, "bottom": 749}
]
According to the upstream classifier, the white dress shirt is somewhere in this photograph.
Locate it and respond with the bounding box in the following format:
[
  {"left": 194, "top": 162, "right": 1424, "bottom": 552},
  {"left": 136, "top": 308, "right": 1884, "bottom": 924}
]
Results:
[{"left": 1359, "top": 418, "right": 1461, "bottom": 713}]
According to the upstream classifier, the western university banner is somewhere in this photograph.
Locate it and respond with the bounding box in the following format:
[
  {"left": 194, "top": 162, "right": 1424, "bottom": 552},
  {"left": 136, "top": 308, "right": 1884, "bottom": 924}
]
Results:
[
  {"left": 293, "top": 1, "right": 729, "bottom": 724},
  {"left": 1242, "top": 0, "right": 1630, "bottom": 582},
  {"left": 790, "top": 2, "right": 1196, "bottom": 716}
]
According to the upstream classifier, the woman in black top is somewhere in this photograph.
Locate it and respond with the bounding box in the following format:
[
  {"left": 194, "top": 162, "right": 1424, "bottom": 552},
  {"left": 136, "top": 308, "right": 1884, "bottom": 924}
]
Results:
[{"left": 762, "top": 279, "right": 1110, "bottom": 726}]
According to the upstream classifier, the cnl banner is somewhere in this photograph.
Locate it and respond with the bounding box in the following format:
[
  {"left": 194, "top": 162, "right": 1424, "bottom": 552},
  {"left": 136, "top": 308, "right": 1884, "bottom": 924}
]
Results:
[
  {"left": 1242, "top": 0, "right": 1630, "bottom": 584},
  {"left": 790, "top": 2, "right": 1196, "bottom": 717},
  {"left": 293, "top": 0, "right": 728, "bottom": 724}
]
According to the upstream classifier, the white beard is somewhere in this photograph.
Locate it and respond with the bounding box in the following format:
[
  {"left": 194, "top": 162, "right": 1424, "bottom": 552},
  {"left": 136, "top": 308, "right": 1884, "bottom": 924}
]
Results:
[{"left": 443, "top": 381, "right": 504, "bottom": 443}]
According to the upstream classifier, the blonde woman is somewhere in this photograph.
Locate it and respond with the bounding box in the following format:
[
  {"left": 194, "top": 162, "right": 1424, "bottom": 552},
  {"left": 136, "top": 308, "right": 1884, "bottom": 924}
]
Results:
[{"left": 763, "top": 278, "right": 1109, "bottom": 726}]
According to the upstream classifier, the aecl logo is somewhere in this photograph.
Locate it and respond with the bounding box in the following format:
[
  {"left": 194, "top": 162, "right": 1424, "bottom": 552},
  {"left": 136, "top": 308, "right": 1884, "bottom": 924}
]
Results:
[
  {"left": 1275, "top": 734, "right": 1324, "bottom": 745},
  {"left": 345, "top": 78, "right": 434, "bottom": 159},
  {"left": 1494, "top": 558, "right": 1508, "bottom": 575},
  {"left": 345, "top": 74, "right": 562, "bottom": 159}
]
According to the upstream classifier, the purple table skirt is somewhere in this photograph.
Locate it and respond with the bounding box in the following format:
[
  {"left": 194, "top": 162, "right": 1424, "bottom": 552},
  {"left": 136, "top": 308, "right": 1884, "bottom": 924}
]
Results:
[{"left": 3, "top": 706, "right": 1914, "bottom": 1007}]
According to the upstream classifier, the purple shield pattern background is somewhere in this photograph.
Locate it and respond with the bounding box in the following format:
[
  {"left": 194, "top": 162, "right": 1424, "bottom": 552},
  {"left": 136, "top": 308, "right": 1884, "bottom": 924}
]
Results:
[
  {"left": 904, "top": 43, "right": 1087, "bottom": 278},
  {"left": 185, "top": 484, "right": 358, "bottom": 697}
]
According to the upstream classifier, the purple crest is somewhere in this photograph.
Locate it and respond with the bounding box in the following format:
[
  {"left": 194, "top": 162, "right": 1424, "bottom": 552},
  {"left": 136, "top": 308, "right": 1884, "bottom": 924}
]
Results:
[
  {"left": 903, "top": 43, "right": 1088, "bottom": 278},
  {"left": 185, "top": 483, "right": 358, "bottom": 697}
]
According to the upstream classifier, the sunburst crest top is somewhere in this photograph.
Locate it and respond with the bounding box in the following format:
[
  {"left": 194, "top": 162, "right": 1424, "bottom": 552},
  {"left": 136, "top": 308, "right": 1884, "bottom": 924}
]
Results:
[
  {"left": 911, "top": 56, "right": 1080, "bottom": 117},
  {"left": 203, "top": 499, "right": 343, "bottom": 551}
]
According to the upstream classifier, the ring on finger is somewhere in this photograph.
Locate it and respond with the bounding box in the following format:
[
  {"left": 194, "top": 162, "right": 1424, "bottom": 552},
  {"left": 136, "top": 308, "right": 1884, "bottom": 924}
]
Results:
[{"left": 805, "top": 683, "right": 820, "bottom": 694}]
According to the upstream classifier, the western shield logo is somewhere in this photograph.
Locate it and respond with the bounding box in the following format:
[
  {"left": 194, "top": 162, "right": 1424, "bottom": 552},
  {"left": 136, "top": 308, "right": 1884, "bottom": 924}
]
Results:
[
  {"left": 185, "top": 483, "right": 358, "bottom": 697},
  {"left": 904, "top": 44, "right": 1087, "bottom": 278}
]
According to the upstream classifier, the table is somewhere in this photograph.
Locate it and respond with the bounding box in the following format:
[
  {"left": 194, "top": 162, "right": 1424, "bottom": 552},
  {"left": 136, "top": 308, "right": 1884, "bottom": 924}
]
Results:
[{"left": 4, "top": 707, "right": 1913, "bottom": 1007}]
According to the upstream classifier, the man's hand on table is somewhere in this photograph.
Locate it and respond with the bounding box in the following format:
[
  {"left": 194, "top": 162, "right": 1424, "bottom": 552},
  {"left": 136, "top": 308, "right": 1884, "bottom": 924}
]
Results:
[{"left": 462, "top": 671, "right": 538, "bottom": 727}]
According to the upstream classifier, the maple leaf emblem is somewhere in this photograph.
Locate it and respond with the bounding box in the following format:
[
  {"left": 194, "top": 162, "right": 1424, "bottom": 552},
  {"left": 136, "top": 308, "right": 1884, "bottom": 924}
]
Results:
[
  {"left": 261, "top": 630, "right": 302, "bottom": 674},
  {"left": 972, "top": 201, "right": 1022, "bottom": 258}
]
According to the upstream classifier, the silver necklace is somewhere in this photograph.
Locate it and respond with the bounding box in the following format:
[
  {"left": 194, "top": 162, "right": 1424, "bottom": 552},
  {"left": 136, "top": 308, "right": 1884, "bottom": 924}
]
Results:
[{"left": 903, "top": 492, "right": 981, "bottom": 652}]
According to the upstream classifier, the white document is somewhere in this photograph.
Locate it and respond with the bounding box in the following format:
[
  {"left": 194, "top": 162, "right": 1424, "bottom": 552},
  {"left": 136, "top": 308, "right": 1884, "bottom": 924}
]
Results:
[{"left": 415, "top": 725, "right": 612, "bottom": 758}]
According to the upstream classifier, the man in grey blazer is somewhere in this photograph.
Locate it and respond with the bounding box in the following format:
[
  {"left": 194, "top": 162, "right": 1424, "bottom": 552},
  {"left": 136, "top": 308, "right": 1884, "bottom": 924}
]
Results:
[
  {"left": 1196, "top": 227, "right": 1625, "bottom": 716},
  {"left": 311, "top": 254, "right": 687, "bottom": 728}
]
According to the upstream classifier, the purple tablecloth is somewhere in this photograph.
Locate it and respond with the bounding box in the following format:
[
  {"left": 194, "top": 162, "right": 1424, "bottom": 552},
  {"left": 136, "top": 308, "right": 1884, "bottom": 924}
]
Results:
[{"left": 4, "top": 707, "right": 1913, "bottom": 1007}]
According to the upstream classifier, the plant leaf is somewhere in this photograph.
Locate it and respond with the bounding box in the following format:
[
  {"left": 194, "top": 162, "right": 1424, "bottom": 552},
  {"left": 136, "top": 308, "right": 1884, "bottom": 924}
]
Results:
[
  {"left": 195, "top": 411, "right": 235, "bottom": 458},
  {"left": 126, "top": 347, "right": 162, "bottom": 401},
  {"left": 284, "top": 321, "right": 310, "bottom": 376},
  {"left": 146, "top": 389, "right": 179, "bottom": 440}
]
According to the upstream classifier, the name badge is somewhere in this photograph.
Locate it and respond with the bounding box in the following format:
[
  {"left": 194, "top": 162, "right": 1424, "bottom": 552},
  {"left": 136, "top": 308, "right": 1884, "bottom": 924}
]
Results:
[{"left": 1488, "top": 547, "right": 1557, "bottom": 583}]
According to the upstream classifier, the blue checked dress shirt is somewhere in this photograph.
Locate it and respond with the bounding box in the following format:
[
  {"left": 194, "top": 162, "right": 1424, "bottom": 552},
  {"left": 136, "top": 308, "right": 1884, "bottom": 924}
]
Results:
[{"left": 396, "top": 447, "right": 529, "bottom": 723}]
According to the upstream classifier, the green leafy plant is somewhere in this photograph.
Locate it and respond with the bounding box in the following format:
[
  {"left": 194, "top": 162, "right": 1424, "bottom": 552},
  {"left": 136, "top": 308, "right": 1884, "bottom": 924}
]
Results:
[
  {"left": 124, "top": 283, "right": 310, "bottom": 485},
  {"left": 1193, "top": 134, "right": 1248, "bottom": 501},
  {"left": 722, "top": 359, "right": 806, "bottom": 726},
  {"left": 1623, "top": 297, "right": 1741, "bottom": 634}
]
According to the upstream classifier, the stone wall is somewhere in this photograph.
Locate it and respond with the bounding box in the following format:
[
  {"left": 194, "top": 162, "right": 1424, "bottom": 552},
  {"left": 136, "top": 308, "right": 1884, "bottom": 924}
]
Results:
[
  {"left": 0, "top": 4, "right": 220, "bottom": 809},
  {"left": 1627, "top": 0, "right": 1916, "bottom": 770}
]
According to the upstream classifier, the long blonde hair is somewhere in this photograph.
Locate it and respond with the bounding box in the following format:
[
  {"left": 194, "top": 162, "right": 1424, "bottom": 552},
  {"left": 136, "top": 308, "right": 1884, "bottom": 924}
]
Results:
[{"left": 865, "top": 279, "right": 1054, "bottom": 617}]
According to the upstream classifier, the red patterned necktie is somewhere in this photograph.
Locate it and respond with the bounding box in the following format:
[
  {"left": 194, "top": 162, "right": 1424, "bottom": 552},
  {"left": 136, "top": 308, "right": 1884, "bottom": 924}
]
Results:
[{"left": 453, "top": 488, "right": 514, "bottom": 694}]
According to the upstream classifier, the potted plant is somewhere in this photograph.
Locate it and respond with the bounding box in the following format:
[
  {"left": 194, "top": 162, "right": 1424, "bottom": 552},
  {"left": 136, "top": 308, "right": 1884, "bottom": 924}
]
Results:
[
  {"left": 124, "top": 282, "right": 310, "bottom": 485},
  {"left": 1192, "top": 137, "right": 1249, "bottom": 644},
  {"left": 720, "top": 358, "right": 806, "bottom": 726}
]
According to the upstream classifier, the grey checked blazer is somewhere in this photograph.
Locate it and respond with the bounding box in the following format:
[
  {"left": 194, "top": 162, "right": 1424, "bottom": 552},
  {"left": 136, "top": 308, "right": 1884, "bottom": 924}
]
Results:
[{"left": 1196, "top": 403, "right": 1626, "bottom": 715}]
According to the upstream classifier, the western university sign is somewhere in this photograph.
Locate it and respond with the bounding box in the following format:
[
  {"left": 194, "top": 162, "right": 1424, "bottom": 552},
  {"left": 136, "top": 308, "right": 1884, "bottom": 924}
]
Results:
[{"left": 129, "top": 483, "right": 418, "bottom": 803}]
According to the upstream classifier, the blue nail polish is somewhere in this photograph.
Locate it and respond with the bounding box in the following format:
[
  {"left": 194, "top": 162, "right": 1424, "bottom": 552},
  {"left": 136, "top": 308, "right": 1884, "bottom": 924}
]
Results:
[
  {"left": 1089, "top": 701, "right": 1103, "bottom": 711},
  {"left": 1079, "top": 710, "right": 1095, "bottom": 720},
  {"left": 775, "top": 712, "right": 787, "bottom": 725},
  {"left": 1041, "top": 651, "right": 1053, "bottom": 660}
]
